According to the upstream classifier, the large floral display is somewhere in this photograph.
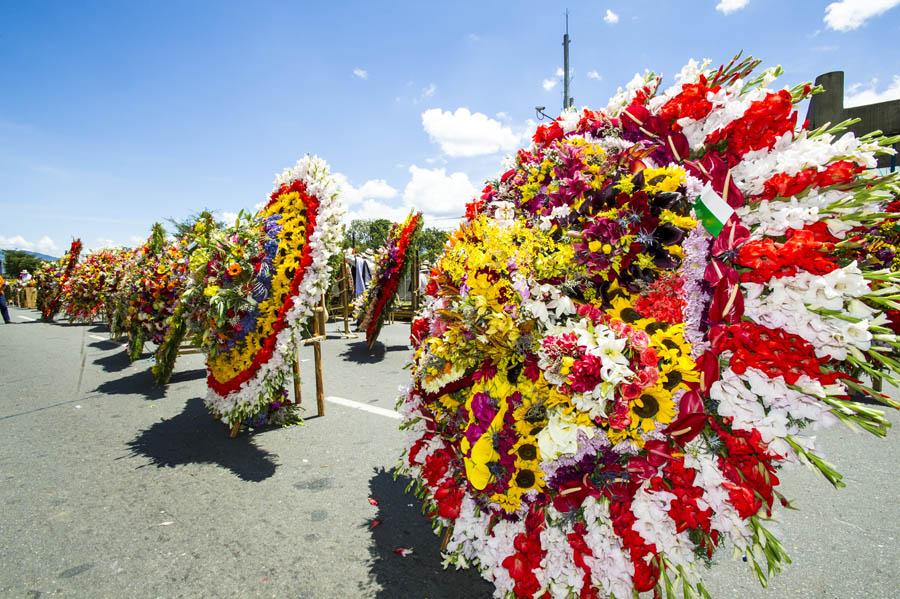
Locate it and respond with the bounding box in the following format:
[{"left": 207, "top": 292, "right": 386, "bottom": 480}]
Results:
[
  {"left": 355, "top": 211, "right": 423, "bottom": 348},
  {"left": 63, "top": 249, "right": 128, "bottom": 323},
  {"left": 36, "top": 239, "right": 82, "bottom": 321},
  {"left": 397, "top": 56, "right": 899, "bottom": 598},
  {"left": 188, "top": 155, "right": 344, "bottom": 427}
]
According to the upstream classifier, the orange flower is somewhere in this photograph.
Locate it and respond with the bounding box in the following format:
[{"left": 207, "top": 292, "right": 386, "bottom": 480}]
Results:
[{"left": 227, "top": 262, "right": 243, "bottom": 277}]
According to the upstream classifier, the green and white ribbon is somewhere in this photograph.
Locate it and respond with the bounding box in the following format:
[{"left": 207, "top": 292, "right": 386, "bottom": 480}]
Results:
[{"left": 694, "top": 183, "right": 735, "bottom": 237}]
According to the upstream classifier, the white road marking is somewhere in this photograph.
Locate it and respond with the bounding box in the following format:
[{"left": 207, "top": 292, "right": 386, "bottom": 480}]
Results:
[
  {"left": 325, "top": 396, "right": 401, "bottom": 419},
  {"left": 19, "top": 315, "right": 37, "bottom": 321}
]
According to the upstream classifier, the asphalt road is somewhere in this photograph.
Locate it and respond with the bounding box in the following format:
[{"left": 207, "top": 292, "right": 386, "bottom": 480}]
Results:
[{"left": 0, "top": 305, "right": 897, "bottom": 598}]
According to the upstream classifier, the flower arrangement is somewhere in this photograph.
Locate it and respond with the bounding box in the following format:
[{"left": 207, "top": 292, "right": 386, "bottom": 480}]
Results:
[
  {"left": 355, "top": 211, "right": 423, "bottom": 348},
  {"left": 397, "top": 55, "right": 900, "bottom": 598},
  {"left": 117, "top": 224, "right": 187, "bottom": 361},
  {"left": 101, "top": 248, "right": 137, "bottom": 329},
  {"left": 152, "top": 212, "right": 218, "bottom": 386},
  {"left": 197, "top": 155, "right": 344, "bottom": 426},
  {"left": 36, "top": 239, "right": 82, "bottom": 321},
  {"left": 63, "top": 249, "right": 127, "bottom": 323}
]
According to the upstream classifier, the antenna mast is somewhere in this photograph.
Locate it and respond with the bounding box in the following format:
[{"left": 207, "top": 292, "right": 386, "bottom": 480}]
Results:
[{"left": 563, "top": 10, "right": 572, "bottom": 111}]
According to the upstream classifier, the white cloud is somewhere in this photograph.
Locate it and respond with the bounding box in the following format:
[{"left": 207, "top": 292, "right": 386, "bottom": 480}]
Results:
[
  {"left": 0, "top": 235, "right": 34, "bottom": 251},
  {"left": 403, "top": 166, "right": 477, "bottom": 218},
  {"left": 603, "top": 9, "right": 620, "bottom": 23},
  {"left": 88, "top": 238, "right": 118, "bottom": 251},
  {"left": 352, "top": 67, "right": 368, "bottom": 80},
  {"left": 35, "top": 236, "right": 58, "bottom": 254},
  {"left": 542, "top": 78, "right": 558, "bottom": 91},
  {"left": 555, "top": 67, "right": 565, "bottom": 78},
  {"left": 825, "top": 0, "right": 900, "bottom": 30},
  {"left": 421, "top": 83, "right": 437, "bottom": 99},
  {"left": 344, "top": 199, "right": 410, "bottom": 226},
  {"left": 332, "top": 173, "right": 398, "bottom": 207},
  {"left": 845, "top": 75, "right": 900, "bottom": 107},
  {"left": 495, "top": 111, "right": 510, "bottom": 121},
  {"left": 421, "top": 108, "right": 520, "bottom": 157},
  {"left": 0, "top": 234, "right": 59, "bottom": 254},
  {"left": 219, "top": 211, "right": 239, "bottom": 227},
  {"left": 128, "top": 235, "right": 144, "bottom": 246},
  {"left": 715, "top": 0, "right": 749, "bottom": 14},
  {"left": 587, "top": 70, "right": 602, "bottom": 80}
]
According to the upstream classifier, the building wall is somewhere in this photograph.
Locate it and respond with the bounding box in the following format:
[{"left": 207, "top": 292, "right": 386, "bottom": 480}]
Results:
[{"left": 806, "top": 71, "right": 899, "bottom": 169}]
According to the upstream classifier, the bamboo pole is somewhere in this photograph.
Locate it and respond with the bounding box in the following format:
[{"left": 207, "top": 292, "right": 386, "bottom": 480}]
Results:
[
  {"left": 292, "top": 345, "right": 303, "bottom": 406},
  {"left": 314, "top": 295, "right": 326, "bottom": 417},
  {"left": 440, "top": 525, "right": 453, "bottom": 552},
  {"left": 229, "top": 420, "right": 241, "bottom": 438}
]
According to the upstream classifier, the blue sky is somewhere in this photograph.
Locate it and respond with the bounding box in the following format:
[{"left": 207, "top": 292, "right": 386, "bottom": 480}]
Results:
[{"left": 2, "top": 0, "right": 899, "bottom": 256}]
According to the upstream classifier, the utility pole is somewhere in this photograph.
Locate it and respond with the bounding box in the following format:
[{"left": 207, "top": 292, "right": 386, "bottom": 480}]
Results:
[{"left": 562, "top": 10, "right": 573, "bottom": 111}]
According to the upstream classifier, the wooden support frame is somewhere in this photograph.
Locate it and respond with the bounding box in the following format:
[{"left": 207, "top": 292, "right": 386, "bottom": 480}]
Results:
[
  {"left": 440, "top": 525, "right": 453, "bottom": 552},
  {"left": 227, "top": 295, "right": 328, "bottom": 438},
  {"left": 176, "top": 343, "right": 203, "bottom": 356}
]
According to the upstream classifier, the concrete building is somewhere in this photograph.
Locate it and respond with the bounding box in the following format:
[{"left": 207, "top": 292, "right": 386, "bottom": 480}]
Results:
[{"left": 806, "top": 71, "right": 899, "bottom": 170}]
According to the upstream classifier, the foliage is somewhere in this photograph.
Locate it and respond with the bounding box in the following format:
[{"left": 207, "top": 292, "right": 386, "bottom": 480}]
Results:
[{"left": 3, "top": 250, "right": 47, "bottom": 278}]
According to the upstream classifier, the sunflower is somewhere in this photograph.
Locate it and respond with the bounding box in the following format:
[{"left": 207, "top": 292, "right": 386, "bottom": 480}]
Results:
[
  {"left": 629, "top": 385, "right": 676, "bottom": 432},
  {"left": 606, "top": 294, "right": 653, "bottom": 328},
  {"left": 509, "top": 462, "right": 544, "bottom": 495}
]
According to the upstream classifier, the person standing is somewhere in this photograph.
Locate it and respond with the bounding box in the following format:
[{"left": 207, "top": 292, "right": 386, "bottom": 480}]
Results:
[{"left": 0, "top": 274, "right": 12, "bottom": 324}]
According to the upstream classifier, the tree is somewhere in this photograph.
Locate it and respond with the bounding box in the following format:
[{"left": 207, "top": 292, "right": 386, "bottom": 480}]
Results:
[
  {"left": 3, "top": 250, "right": 47, "bottom": 278},
  {"left": 417, "top": 227, "right": 449, "bottom": 263},
  {"left": 346, "top": 219, "right": 393, "bottom": 251}
]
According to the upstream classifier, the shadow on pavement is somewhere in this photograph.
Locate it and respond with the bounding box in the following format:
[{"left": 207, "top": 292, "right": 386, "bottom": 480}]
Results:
[
  {"left": 88, "top": 325, "right": 109, "bottom": 334},
  {"left": 89, "top": 339, "right": 123, "bottom": 351},
  {"left": 339, "top": 341, "right": 409, "bottom": 364},
  {"left": 92, "top": 350, "right": 148, "bottom": 373},
  {"left": 168, "top": 368, "right": 207, "bottom": 385},
  {"left": 126, "top": 397, "right": 277, "bottom": 482},
  {"left": 364, "top": 468, "right": 491, "bottom": 599},
  {"left": 94, "top": 368, "right": 166, "bottom": 400}
]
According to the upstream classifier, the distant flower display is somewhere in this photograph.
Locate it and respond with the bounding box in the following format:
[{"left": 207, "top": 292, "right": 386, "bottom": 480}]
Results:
[
  {"left": 355, "top": 211, "right": 423, "bottom": 348},
  {"left": 36, "top": 239, "right": 82, "bottom": 321},
  {"left": 63, "top": 249, "right": 129, "bottom": 323}
]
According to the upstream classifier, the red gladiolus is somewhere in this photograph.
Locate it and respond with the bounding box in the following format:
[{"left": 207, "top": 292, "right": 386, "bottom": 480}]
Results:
[
  {"left": 715, "top": 321, "right": 844, "bottom": 386},
  {"left": 659, "top": 75, "right": 719, "bottom": 126},
  {"left": 736, "top": 226, "right": 838, "bottom": 283},
  {"left": 705, "top": 90, "right": 797, "bottom": 166}
]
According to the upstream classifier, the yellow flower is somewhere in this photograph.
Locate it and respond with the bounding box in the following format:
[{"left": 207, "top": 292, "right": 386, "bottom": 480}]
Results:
[
  {"left": 606, "top": 295, "right": 644, "bottom": 325},
  {"left": 509, "top": 462, "right": 544, "bottom": 495},
  {"left": 204, "top": 285, "right": 220, "bottom": 297},
  {"left": 629, "top": 385, "right": 675, "bottom": 432},
  {"left": 642, "top": 165, "right": 687, "bottom": 193}
]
